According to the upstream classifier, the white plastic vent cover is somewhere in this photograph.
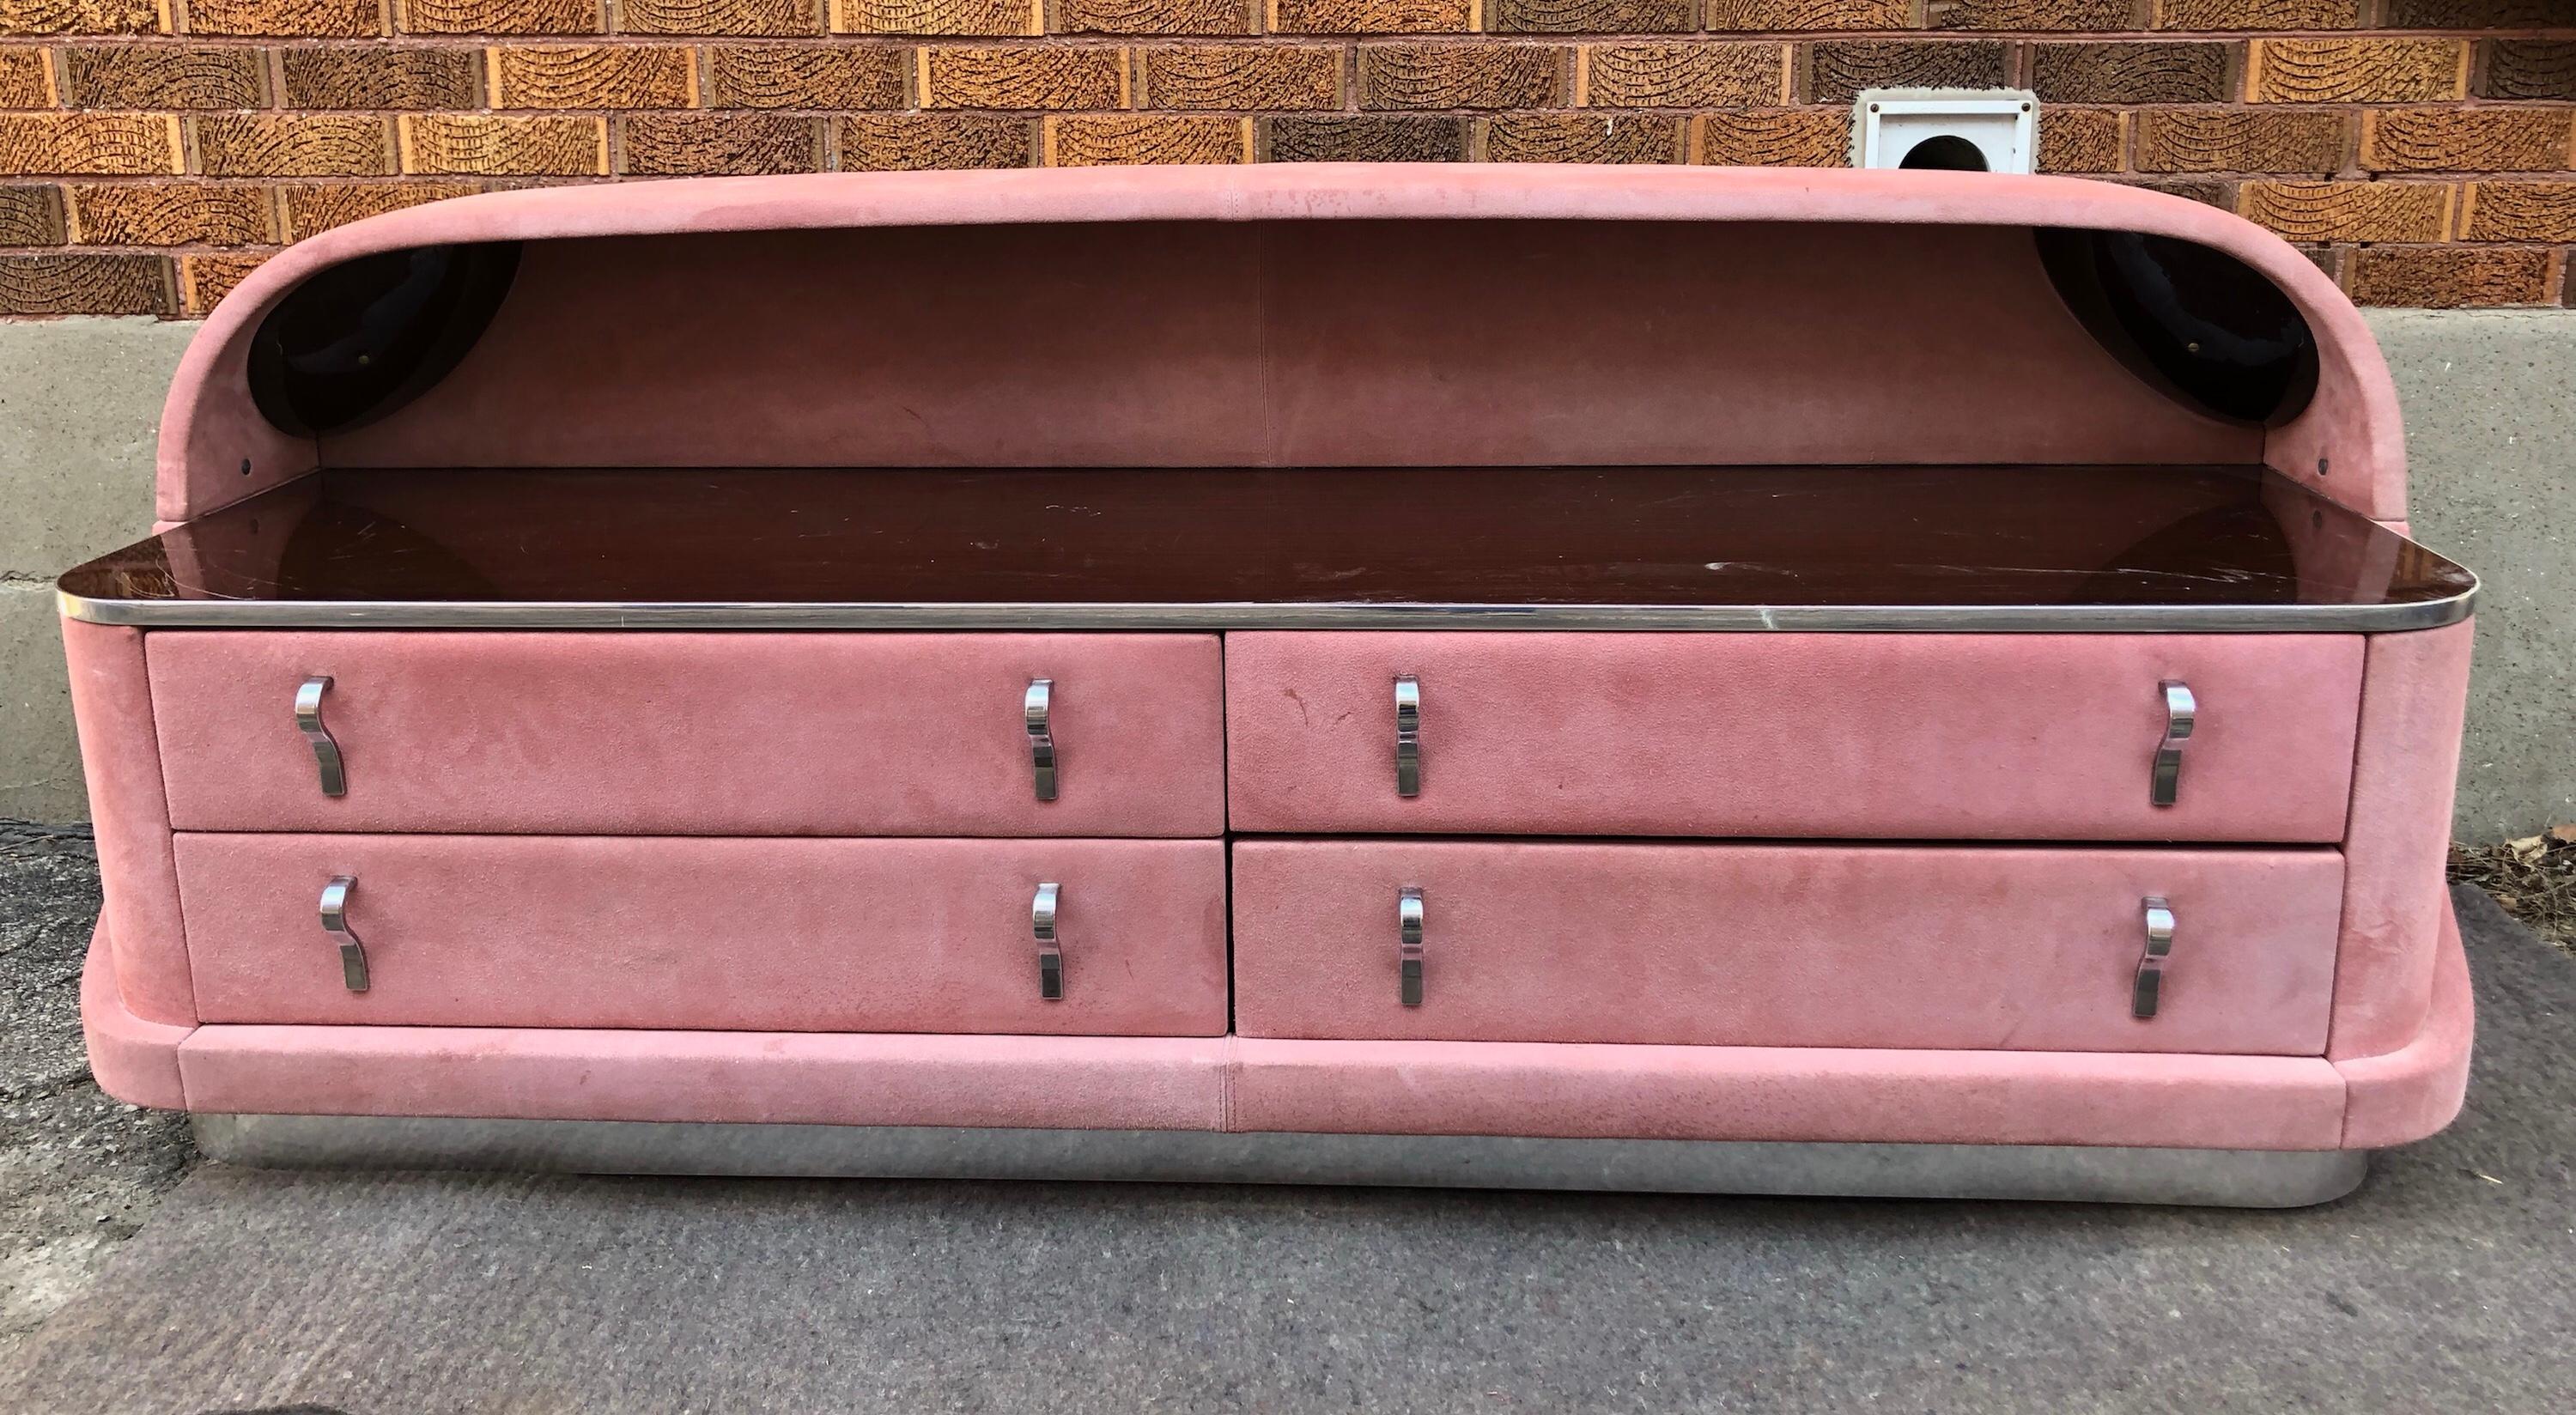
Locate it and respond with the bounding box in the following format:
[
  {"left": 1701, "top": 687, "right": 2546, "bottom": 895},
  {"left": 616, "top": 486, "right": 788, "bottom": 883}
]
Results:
[{"left": 1854, "top": 90, "right": 2038, "bottom": 175}]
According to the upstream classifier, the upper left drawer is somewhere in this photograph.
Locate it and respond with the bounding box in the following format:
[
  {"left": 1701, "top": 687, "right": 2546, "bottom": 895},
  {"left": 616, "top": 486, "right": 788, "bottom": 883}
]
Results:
[{"left": 146, "top": 631, "right": 1226, "bottom": 837}]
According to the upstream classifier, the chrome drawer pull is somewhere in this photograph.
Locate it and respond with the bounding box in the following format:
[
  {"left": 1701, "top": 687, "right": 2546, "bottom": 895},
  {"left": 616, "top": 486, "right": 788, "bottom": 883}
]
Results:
[
  {"left": 2135, "top": 896, "right": 2175, "bottom": 1019},
  {"left": 319, "top": 875, "right": 369, "bottom": 993},
  {"left": 1398, "top": 885, "right": 1425, "bottom": 1007},
  {"left": 1394, "top": 675, "right": 1421, "bottom": 798},
  {"left": 296, "top": 675, "right": 345, "bottom": 798},
  {"left": 1033, "top": 881, "right": 1063, "bottom": 1001},
  {"left": 1025, "top": 677, "right": 1057, "bottom": 802},
  {"left": 2152, "top": 680, "right": 2196, "bottom": 808}
]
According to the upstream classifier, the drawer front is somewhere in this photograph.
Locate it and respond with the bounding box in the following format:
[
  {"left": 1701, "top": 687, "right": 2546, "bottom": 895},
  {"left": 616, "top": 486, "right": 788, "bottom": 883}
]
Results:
[
  {"left": 1231, "top": 840, "right": 2343, "bottom": 1054},
  {"left": 149, "top": 632, "right": 1224, "bottom": 836},
  {"left": 1225, "top": 633, "right": 2362, "bottom": 841},
  {"left": 177, "top": 835, "right": 1229, "bottom": 1035}
]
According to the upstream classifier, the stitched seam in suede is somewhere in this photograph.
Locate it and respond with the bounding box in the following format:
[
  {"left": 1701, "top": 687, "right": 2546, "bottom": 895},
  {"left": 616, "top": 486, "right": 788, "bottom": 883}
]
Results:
[
  {"left": 137, "top": 628, "right": 204, "bottom": 1025},
  {"left": 2323, "top": 631, "right": 2377, "bottom": 1058},
  {"left": 2324, "top": 621, "right": 2470, "bottom": 1061}
]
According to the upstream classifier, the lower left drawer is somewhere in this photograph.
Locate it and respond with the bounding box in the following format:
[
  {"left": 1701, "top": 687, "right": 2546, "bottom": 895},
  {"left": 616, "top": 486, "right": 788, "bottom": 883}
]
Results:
[{"left": 174, "top": 835, "right": 1230, "bottom": 1035}]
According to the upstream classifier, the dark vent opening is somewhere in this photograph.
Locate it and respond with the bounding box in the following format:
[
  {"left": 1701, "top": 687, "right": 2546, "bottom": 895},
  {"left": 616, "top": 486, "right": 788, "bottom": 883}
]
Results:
[
  {"left": 1899, "top": 135, "right": 1990, "bottom": 172},
  {"left": 2036, "top": 228, "right": 2318, "bottom": 428},
  {"left": 247, "top": 242, "right": 522, "bottom": 438}
]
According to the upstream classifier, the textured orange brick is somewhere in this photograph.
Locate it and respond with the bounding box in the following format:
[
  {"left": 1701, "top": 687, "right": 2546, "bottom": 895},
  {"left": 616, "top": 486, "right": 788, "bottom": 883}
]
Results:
[
  {"left": 1269, "top": 0, "right": 1470, "bottom": 35},
  {"left": 1261, "top": 112, "right": 1461, "bottom": 161},
  {"left": 0, "top": 0, "right": 166, "bottom": 35},
  {"left": 397, "top": 0, "right": 600, "bottom": 32},
  {"left": 1483, "top": 112, "right": 1679, "bottom": 163},
  {"left": 920, "top": 46, "right": 1124, "bottom": 108},
  {"left": 2385, "top": 2, "right": 2567, "bottom": 24},
  {"left": 2461, "top": 182, "right": 2576, "bottom": 242},
  {"left": 0, "top": 182, "right": 66, "bottom": 241},
  {"left": 0, "top": 253, "right": 170, "bottom": 314},
  {"left": 1491, "top": 0, "right": 1690, "bottom": 33},
  {"left": 281, "top": 45, "right": 479, "bottom": 106},
  {"left": 1924, "top": 0, "right": 2133, "bottom": 31},
  {"left": 0, "top": 113, "right": 181, "bottom": 174},
  {"left": 2479, "top": 40, "right": 2576, "bottom": 104},
  {"left": 183, "top": 0, "right": 384, "bottom": 37},
  {"left": 2348, "top": 246, "right": 2551, "bottom": 309},
  {"left": 2239, "top": 180, "right": 2451, "bottom": 242},
  {"left": 1044, "top": 112, "right": 1244, "bottom": 164},
  {"left": 621, "top": 112, "right": 823, "bottom": 173},
  {"left": 622, "top": 0, "right": 818, "bottom": 33},
  {"left": 2030, "top": 44, "right": 2229, "bottom": 105},
  {"left": 2123, "top": 175, "right": 2229, "bottom": 208},
  {"left": 0, "top": 46, "right": 52, "bottom": 106},
  {"left": 1695, "top": 107, "right": 1847, "bottom": 166},
  {"left": 489, "top": 45, "right": 696, "bottom": 107},
  {"left": 179, "top": 250, "right": 264, "bottom": 313},
  {"left": 2249, "top": 39, "right": 2466, "bottom": 104},
  {"left": 2154, "top": 0, "right": 2356, "bottom": 27},
  {"left": 1583, "top": 43, "right": 1780, "bottom": 109},
  {"left": 280, "top": 179, "right": 474, "bottom": 235},
  {"left": 2037, "top": 106, "right": 2122, "bottom": 174},
  {"left": 70, "top": 182, "right": 272, "bottom": 244},
  {"left": 707, "top": 45, "right": 905, "bottom": 108},
  {"left": 839, "top": 112, "right": 1028, "bottom": 167},
  {"left": 1707, "top": 0, "right": 1906, "bottom": 28},
  {"left": 196, "top": 113, "right": 388, "bottom": 173},
  {"left": 2134, "top": 108, "right": 2347, "bottom": 174},
  {"left": 2363, "top": 109, "right": 2573, "bottom": 175},
  {"left": 1806, "top": 42, "right": 2008, "bottom": 105},
  {"left": 1142, "top": 45, "right": 1338, "bottom": 110},
  {"left": 1058, "top": 0, "right": 1246, "bottom": 33},
  {"left": 1363, "top": 43, "right": 1564, "bottom": 110},
  {"left": 833, "top": 0, "right": 1034, "bottom": 34},
  {"left": 400, "top": 113, "right": 604, "bottom": 172},
  {"left": 64, "top": 46, "right": 269, "bottom": 106}
]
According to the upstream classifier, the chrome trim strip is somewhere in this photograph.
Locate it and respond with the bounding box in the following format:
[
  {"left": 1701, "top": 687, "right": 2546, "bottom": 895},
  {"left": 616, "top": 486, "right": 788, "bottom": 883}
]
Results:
[
  {"left": 57, "top": 585, "right": 2481, "bottom": 634},
  {"left": 191, "top": 1114, "right": 2370, "bottom": 1208}
]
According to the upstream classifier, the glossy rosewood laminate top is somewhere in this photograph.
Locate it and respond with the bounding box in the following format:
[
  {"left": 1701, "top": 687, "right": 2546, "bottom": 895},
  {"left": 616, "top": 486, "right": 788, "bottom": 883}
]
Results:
[{"left": 59, "top": 464, "right": 2475, "bottom": 632}]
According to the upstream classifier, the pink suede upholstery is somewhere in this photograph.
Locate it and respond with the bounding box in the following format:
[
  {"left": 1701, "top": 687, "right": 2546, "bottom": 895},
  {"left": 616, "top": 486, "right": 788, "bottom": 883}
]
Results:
[
  {"left": 79, "top": 896, "right": 2475, "bottom": 1151},
  {"left": 2337, "top": 893, "right": 2473, "bottom": 1148},
  {"left": 176, "top": 835, "right": 1229, "bottom": 1035},
  {"left": 61, "top": 619, "right": 194, "bottom": 1025},
  {"left": 1233, "top": 840, "right": 2343, "bottom": 1055},
  {"left": 1228, "top": 1039, "right": 2345, "bottom": 1149},
  {"left": 80, "top": 923, "right": 191, "bottom": 1111},
  {"left": 180, "top": 1027, "right": 1230, "bottom": 1132},
  {"left": 2328, "top": 621, "right": 2476, "bottom": 1060},
  {"left": 148, "top": 631, "right": 1224, "bottom": 838},
  {"left": 156, "top": 167, "right": 2403, "bottom": 524},
  {"left": 1225, "top": 633, "right": 2363, "bottom": 842},
  {"left": 316, "top": 221, "right": 2247, "bottom": 478},
  {"left": 74, "top": 168, "right": 2473, "bottom": 1172}
]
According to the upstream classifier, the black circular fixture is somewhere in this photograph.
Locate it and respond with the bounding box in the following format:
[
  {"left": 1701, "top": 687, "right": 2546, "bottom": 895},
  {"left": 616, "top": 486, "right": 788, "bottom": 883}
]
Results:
[
  {"left": 1899, "top": 135, "right": 1990, "bottom": 172},
  {"left": 2036, "top": 228, "right": 2318, "bottom": 428},
  {"left": 246, "top": 242, "right": 521, "bottom": 437}
]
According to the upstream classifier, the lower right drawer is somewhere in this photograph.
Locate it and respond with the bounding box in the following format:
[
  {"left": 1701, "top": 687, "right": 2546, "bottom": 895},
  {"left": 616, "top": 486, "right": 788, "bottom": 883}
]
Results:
[{"left": 1231, "top": 840, "right": 2343, "bottom": 1055}]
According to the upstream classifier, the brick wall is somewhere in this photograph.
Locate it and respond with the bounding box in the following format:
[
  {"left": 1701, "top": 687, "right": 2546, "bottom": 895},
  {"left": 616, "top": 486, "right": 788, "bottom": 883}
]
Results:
[{"left": 1, "top": 2, "right": 2571, "bottom": 316}]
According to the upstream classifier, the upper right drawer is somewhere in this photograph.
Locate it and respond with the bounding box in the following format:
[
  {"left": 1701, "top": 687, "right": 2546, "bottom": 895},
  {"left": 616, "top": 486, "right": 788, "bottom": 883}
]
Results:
[{"left": 1225, "top": 633, "right": 2362, "bottom": 842}]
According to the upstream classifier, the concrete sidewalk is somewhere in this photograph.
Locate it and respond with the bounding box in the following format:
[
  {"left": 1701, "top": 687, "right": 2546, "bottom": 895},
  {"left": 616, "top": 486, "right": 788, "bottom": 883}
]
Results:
[{"left": 2, "top": 885, "right": 2569, "bottom": 1415}]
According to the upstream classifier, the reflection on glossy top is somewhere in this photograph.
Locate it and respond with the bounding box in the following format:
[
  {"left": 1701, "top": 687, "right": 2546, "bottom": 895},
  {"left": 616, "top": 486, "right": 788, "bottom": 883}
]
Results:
[{"left": 59, "top": 465, "right": 2476, "bottom": 632}]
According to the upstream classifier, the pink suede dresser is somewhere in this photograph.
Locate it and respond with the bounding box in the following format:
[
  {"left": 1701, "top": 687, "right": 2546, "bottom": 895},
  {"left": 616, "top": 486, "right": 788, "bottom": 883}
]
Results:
[{"left": 59, "top": 166, "right": 2479, "bottom": 1206}]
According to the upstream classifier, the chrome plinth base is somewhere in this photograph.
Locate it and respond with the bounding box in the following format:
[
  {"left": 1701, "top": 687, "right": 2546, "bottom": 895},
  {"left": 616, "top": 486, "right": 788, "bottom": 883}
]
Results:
[{"left": 194, "top": 1115, "right": 2370, "bottom": 1208}]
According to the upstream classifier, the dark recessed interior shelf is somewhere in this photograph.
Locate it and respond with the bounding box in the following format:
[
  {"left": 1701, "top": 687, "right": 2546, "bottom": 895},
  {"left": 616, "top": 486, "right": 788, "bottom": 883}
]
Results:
[{"left": 58, "top": 464, "right": 2476, "bottom": 632}]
